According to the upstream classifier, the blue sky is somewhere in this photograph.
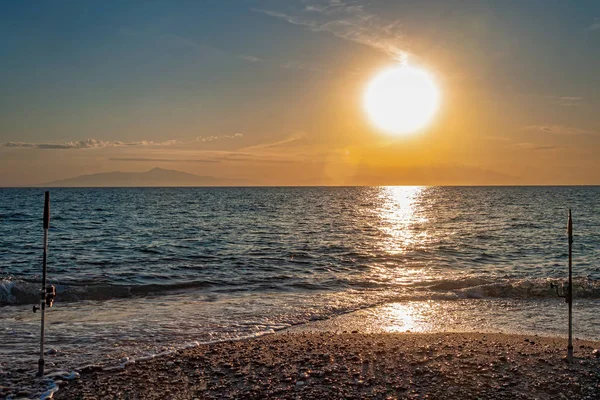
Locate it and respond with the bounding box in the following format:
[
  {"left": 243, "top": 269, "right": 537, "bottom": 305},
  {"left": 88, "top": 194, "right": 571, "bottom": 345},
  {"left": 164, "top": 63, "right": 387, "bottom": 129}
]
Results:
[{"left": 1, "top": 1, "right": 599, "bottom": 185}]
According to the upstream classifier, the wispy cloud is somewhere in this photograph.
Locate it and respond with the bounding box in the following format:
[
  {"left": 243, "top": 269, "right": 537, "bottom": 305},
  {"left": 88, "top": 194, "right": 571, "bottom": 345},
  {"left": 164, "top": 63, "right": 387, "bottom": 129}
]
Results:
[
  {"left": 587, "top": 17, "right": 600, "bottom": 32},
  {"left": 485, "top": 136, "right": 558, "bottom": 152},
  {"left": 1, "top": 139, "right": 163, "bottom": 150},
  {"left": 255, "top": 1, "right": 408, "bottom": 61},
  {"left": 558, "top": 96, "right": 584, "bottom": 107},
  {"left": 517, "top": 93, "right": 585, "bottom": 107},
  {"left": 112, "top": 151, "right": 296, "bottom": 165},
  {"left": 524, "top": 125, "right": 597, "bottom": 136},
  {"left": 216, "top": 153, "right": 294, "bottom": 164},
  {"left": 514, "top": 142, "right": 556, "bottom": 151},
  {"left": 2, "top": 134, "right": 244, "bottom": 150},
  {"left": 196, "top": 133, "right": 244, "bottom": 142},
  {"left": 238, "top": 54, "right": 261, "bottom": 62},
  {"left": 110, "top": 157, "right": 220, "bottom": 163},
  {"left": 280, "top": 60, "right": 331, "bottom": 73},
  {"left": 240, "top": 132, "right": 305, "bottom": 151},
  {"left": 122, "top": 23, "right": 339, "bottom": 74},
  {"left": 120, "top": 28, "right": 262, "bottom": 64}
]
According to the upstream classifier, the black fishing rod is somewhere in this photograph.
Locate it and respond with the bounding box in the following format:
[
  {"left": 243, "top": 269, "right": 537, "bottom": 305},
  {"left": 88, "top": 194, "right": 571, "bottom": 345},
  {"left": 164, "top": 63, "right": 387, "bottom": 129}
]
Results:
[
  {"left": 550, "top": 208, "right": 573, "bottom": 364},
  {"left": 33, "top": 191, "right": 56, "bottom": 376},
  {"left": 567, "top": 209, "right": 573, "bottom": 363}
]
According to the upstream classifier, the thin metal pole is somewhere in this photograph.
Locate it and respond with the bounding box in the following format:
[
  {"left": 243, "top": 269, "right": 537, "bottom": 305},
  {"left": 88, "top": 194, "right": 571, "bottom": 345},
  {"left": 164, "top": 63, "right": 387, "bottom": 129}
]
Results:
[
  {"left": 567, "top": 209, "right": 573, "bottom": 364},
  {"left": 38, "top": 191, "right": 50, "bottom": 377}
]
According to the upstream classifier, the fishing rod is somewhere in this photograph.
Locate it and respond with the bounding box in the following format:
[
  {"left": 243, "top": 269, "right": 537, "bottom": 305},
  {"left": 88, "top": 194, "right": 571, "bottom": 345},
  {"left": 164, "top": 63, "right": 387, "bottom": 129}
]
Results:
[
  {"left": 550, "top": 208, "right": 573, "bottom": 364},
  {"left": 32, "top": 191, "right": 56, "bottom": 376}
]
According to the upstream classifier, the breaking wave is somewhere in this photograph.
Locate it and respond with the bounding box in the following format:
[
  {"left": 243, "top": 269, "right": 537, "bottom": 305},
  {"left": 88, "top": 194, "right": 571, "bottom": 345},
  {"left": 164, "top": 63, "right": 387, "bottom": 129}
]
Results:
[{"left": 3, "top": 276, "right": 600, "bottom": 306}]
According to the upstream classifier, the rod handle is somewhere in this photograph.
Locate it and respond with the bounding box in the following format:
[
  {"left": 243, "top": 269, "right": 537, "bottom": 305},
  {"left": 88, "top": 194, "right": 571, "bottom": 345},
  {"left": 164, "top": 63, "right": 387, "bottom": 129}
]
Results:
[{"left": 43, "top": 191, "right": 50, "bottom": 230}]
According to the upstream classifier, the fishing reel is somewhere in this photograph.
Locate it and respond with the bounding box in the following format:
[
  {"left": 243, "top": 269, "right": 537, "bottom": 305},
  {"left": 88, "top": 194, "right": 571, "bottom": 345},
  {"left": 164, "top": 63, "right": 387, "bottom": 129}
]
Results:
[
  {"left": 550, "top": 282, "right": 570, "bottom": 303},
  {"left": 33, "top": 285, "right": 57, "bottom": 313}
]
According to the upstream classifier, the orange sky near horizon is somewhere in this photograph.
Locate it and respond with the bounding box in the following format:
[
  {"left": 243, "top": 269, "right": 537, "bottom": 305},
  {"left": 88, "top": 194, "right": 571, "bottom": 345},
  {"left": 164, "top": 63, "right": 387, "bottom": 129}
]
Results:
[{"left": 1, "top": 1, "right": 599, "bottom": 186}]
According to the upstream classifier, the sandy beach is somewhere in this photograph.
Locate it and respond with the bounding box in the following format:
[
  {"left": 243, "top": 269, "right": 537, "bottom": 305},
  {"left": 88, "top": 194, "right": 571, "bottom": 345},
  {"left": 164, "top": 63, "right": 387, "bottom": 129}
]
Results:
[{"left": 53, "top": 331, "right": 600, "bottom": 399}]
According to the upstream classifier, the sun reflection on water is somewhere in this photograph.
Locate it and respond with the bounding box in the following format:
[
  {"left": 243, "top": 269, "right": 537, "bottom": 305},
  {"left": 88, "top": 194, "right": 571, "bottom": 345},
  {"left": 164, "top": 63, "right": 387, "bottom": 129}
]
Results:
[
  {"left": 377, "top": 302, "right": 435, "bottom": 333},
  {"left": 376, "top": 186, "right": 428, "bottom": 254}
]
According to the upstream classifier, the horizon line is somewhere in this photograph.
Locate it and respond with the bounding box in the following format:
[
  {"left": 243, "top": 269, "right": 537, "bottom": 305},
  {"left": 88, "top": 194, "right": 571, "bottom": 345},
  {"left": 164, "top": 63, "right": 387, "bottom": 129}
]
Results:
[{"left": 3, "top": 184, "right": 600, "bottom": 189}]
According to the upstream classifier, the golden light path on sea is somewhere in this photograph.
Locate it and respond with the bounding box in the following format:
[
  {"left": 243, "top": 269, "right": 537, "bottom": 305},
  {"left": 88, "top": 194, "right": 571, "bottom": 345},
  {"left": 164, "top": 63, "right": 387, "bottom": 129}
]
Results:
[{"left": 376, "top": 186, "right": 428, "bottom": 255}]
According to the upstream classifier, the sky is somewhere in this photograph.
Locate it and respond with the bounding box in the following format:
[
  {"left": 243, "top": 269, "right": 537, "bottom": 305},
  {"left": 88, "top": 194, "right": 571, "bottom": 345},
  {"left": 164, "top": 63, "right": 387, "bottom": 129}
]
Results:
[{"left": 1, "top": 0, "right": 599, "bottom": 186}]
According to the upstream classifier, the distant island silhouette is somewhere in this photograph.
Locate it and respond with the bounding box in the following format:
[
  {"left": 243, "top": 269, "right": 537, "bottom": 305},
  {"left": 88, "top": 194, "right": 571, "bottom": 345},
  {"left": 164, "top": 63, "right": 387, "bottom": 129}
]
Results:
[{"left": 35, "top": 167, "right": 239, "bottom": 187}]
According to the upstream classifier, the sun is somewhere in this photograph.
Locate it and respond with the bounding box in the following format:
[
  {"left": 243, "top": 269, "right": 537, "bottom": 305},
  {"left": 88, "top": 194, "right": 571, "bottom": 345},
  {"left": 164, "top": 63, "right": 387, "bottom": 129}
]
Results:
[{"left": 364, "top": 65, "right": 440, "bottom": 135}]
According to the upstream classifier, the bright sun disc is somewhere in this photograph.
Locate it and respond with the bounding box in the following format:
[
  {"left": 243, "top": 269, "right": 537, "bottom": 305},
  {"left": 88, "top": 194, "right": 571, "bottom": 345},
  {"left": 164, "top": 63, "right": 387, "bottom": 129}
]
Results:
[{"left": 364, "top": 65, "right": 440, "bottom": 135}]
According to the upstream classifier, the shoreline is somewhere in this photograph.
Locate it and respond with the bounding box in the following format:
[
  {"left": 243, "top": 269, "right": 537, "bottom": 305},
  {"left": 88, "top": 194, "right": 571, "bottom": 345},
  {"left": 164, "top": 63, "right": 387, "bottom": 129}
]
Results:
[
  {"left": 3, "top": 298, "right": 600, "bottom": 399},
  {"left": 53, "top": 331, "right": 600, "bottom": 399},
  {"left": 3, "top": 299, "right": 600, "bottom": 399}
]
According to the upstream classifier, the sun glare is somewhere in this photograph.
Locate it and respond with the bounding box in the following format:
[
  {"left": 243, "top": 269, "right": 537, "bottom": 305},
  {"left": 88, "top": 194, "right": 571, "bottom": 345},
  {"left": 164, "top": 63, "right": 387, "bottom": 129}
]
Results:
[{"left": 364, "top": 65, "right": 440, "bottom": 135}]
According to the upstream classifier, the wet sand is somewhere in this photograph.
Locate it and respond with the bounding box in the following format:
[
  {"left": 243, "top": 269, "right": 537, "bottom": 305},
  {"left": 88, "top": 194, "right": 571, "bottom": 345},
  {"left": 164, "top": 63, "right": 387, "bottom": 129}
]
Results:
[{"left": 54, "top": 331, "right": 600, "bottom": 399}]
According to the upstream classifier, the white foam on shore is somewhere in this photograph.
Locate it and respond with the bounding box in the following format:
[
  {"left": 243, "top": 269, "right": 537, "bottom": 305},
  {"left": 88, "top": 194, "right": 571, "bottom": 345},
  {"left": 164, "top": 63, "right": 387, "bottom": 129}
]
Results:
[{"left": 107, "top": 329, "right": 278, "bottom": 370}]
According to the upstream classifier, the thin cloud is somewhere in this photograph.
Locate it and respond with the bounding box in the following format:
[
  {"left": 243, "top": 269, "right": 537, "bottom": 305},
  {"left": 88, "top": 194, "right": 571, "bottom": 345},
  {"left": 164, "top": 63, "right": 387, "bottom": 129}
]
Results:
[
  {"left": 485, "top": 136, "right": 557, "bottom": 151},
  {"left": 240, "top": 133, "right": 305, "bottom": 151},
  {"left": 524, "top": 125, "right": 597, "bottom": 136},
  {"left": 1, "top": 139, "right": 162, "bottom": 150},
  {"left": 2, "top": 134, "right": 244, "bottom": 150},
  {"left": 120, "top": 28, "right": 262, "bottom": 64},
  {"left": 124, "top": 23, "right": 334, "bottom": 74},
  {"left": 516, "top": 93, "right": 584, "bottom": 107},
  {"left": 559, "top": 96, "right": 584, "bottom": 107},
  {"left": 514, "top": 142, "right": 556, "bottom": 151},
  {"left": 110, "top": 158, "right": 220, "bottom": 163},
  {"left": 255, "top": 1, "right": 409, "bottom": 61},
  {"left": 587, "top": 17, "right": 600, "bottom": 32},
  {"left": 219, "top": 154, "right": 294, "bottom": 164},
  {"left": 280, "top": 60, "right": 331, "bottom": 73},
  {"left": 113, "top": 150, "right": 297, "bottom": 165},
  {"left": 196, "top": 133, "right": 243, "bottom": 142},
  {"left": 238, "top": 54, "right": 261, "bottom": 62}
]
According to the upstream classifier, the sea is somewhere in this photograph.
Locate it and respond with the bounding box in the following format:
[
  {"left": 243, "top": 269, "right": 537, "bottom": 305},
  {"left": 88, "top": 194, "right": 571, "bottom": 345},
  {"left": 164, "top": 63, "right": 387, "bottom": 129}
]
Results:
[{"left": 1, "top": 187, "right": 599, "bottom": 396}]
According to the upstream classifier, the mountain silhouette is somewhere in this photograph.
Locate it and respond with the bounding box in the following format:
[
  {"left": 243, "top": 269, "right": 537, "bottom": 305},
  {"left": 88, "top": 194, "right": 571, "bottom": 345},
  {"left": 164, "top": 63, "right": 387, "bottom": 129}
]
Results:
[{"left": 37, "top": 168, "right": 234, "bottom": 187}]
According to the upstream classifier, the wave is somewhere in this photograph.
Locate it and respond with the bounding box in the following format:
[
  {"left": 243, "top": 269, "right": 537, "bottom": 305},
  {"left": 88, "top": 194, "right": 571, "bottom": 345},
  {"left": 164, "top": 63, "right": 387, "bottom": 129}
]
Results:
[
  {"left": 419, "top": 276, "right": 600, "bottom": 300},
  {"left": 2, "top": 276, "right": 600, "bottom": 306},
  {"left": 0, "top": 278, "right": 216, "bottom": 305}
]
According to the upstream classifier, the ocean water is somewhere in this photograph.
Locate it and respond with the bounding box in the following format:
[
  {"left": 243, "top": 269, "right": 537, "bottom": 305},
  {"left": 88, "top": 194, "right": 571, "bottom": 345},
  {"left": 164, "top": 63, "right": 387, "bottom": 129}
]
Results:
[{"left": 1, "top": 187, "right": 599, "bottom": 394}]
